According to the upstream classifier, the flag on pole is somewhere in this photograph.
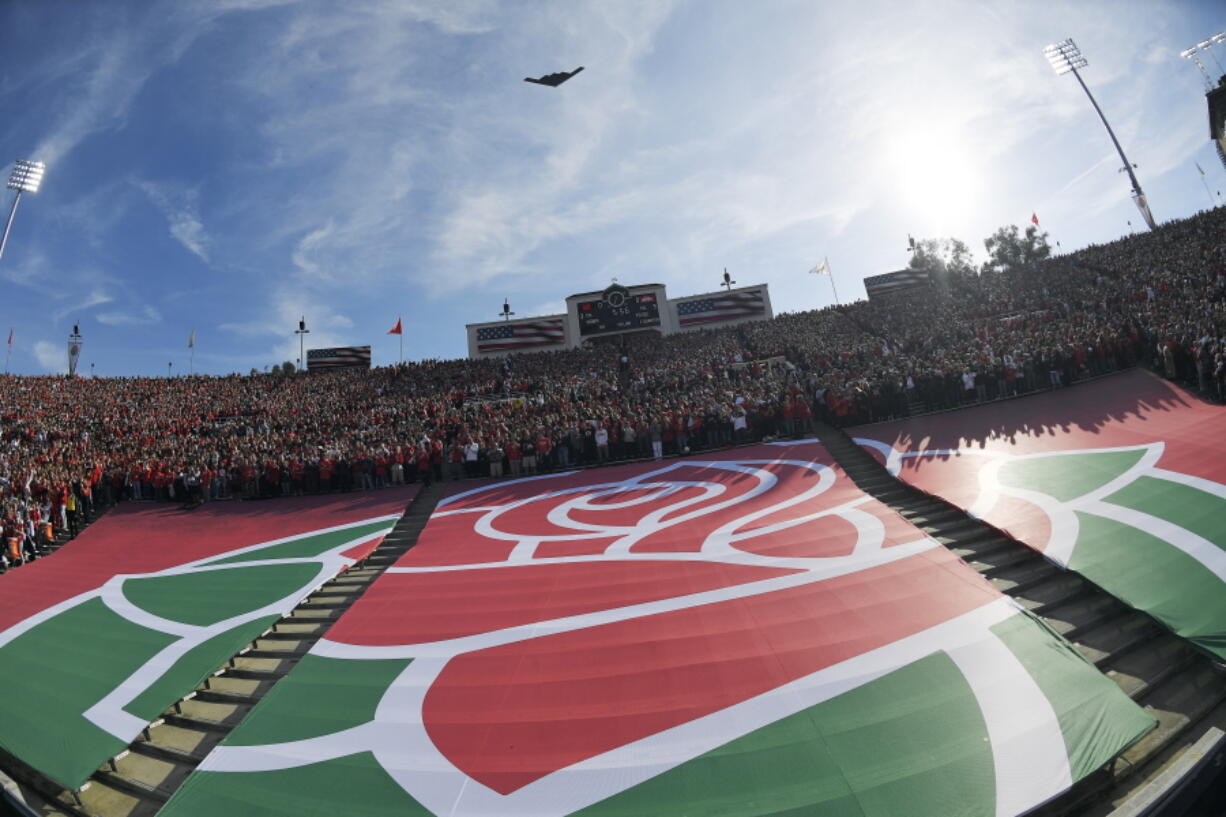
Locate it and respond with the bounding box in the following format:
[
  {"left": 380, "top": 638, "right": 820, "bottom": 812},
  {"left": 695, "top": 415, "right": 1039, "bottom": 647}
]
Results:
[
  {"left": 808, "top": 258, "right": 830, "bottom": 276},
  {"left": 388, "top": 317, "right": 403, "bottom": 335},
  {"left": 6, "top": 329, "right": 11, "bottom": 348},
  {"left": 187, "top": 330, "right": 196, "bottom": 349},
  {"left": 1030, "top": 213, "right": 1040, "bottom": 226}
]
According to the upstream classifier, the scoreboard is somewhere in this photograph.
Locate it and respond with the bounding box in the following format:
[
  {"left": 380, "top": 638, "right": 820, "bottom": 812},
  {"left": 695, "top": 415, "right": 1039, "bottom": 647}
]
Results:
[
  {"left": 469, "top": 282, "right": 772, "bottom": 357},
  {"left": 576, "top": 291, "right": 661, "bottom": 336}
]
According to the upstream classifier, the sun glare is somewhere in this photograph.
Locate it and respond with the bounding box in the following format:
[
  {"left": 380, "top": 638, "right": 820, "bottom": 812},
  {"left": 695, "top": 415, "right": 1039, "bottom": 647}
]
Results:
[{"left": 887, "top": 124, "right": 983, "bottom": 234}]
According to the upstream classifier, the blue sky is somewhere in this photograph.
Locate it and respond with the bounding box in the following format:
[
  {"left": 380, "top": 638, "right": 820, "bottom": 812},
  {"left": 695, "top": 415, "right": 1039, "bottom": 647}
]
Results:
[{"left": 0, "top": 0, "right": 1222, "bottom": 376}]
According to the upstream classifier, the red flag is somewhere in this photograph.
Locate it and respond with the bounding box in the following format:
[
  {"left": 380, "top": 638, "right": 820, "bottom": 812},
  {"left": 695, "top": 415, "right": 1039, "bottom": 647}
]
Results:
[
  {"left": 1030, "top": 212, "right": 1040, "bottom": 226},
  {"left": 5, "top": 329, "right": 10, "bottom": 348},
  {"left": 388, "top": 317, "right": 403, "bottom": 335}
]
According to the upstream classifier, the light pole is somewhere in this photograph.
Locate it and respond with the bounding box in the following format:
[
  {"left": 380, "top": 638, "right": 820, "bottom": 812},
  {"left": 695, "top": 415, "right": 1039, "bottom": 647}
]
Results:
[
  {"left": 1, "top": 159, "right": 46, "bottom": 263},
  {"left": 1044, "top": 39, "right": 1155, "bottom": 229},
  {"left": 294, "top": 317, "right": 310, "bottom": 372},
  {"left": 498, "top": 299, "right": 515, "bottom": 321}
]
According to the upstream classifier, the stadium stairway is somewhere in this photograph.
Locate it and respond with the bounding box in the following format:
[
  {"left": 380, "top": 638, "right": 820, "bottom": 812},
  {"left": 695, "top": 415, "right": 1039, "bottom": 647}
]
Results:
[
  {"left": 813, "top": 421, "right": 1226, "bottom": 816},
  {"left": 9, "top": 482, "right": 444, "bottom": 817}
]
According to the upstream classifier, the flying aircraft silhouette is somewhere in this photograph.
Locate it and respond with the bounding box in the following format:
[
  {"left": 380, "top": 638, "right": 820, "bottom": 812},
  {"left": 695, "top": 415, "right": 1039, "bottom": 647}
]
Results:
[{"left": 524, "top": 66, "right": 585, "bottom": 87}]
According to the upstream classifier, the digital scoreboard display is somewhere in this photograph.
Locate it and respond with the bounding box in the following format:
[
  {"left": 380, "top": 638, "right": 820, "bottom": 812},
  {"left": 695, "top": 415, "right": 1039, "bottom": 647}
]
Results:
[{"left": 577, "top": 292, "right": 661, "bottom": 336}]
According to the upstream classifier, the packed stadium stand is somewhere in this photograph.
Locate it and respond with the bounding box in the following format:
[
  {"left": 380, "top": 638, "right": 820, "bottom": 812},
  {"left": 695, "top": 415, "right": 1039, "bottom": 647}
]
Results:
[{"left": 0, "top": 206, "right": 1223, "bottom": 816}]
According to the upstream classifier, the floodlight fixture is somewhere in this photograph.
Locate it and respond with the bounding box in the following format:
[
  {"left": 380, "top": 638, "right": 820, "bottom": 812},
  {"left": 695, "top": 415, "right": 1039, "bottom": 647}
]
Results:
[
  {"left": 7, "top": 159, "right": 45, "bottom": 193},
  {"left": 1181, "top": 30, "right": 1226, "bottom": 90},
  {"left": 0, "top": 159, "right": 47, "bottom": 262},
  {"left": 1042, "top": 39, "right": 1155, "bottom": 229},
  {"left": 1043, "top": 39, "right": 1087, "bottom": 75}
]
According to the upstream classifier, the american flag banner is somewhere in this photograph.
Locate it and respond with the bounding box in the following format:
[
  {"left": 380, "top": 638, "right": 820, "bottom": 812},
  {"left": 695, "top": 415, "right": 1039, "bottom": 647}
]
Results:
[
  {"left": 476, "top": 319, "right": 566, "bottom": 353},
  {"left": 306, "top": 346, "right": 372, "bottom": 370},
  {"left": 676, "top": 290, "right": 766, "bottom": 327},
  {"left": 863, "top": 269, "right": 930, "bottom": 300}
]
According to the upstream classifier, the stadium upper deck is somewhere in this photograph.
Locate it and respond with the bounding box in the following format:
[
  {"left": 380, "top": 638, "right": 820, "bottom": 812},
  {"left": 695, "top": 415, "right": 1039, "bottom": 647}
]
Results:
[{"left": 0, "top": 207, "right": 1222, "bottom": 563}]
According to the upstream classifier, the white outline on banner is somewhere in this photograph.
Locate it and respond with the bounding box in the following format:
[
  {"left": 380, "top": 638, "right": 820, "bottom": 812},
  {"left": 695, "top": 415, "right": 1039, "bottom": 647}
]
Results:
[
  {"left": 0, "top": 513, "right": 403, "bottom": 746},
  {"left": 198, "top": 455, "right": 1076, "bottom": 817}
]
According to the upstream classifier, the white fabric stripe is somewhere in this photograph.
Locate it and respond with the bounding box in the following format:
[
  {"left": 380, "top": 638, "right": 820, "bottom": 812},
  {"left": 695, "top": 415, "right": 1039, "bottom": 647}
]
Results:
[
  {"left": 204, "top": 600, "right": 1024, "bottom": 817},
  {"left": 1149, "top": 467, "right": 1226, "bottom": 500},
  {"left": 851, "top": 437, "right": 904, "bottom": 476},
  {"left": 947, "top": 632, "right": 1072, "bottom": 817},
  {"left": 1081, "top": 499, "right": 1226, "bottom": 582}
]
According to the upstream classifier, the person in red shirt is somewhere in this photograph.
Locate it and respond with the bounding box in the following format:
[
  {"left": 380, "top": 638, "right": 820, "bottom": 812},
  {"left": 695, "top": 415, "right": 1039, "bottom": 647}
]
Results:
[
  {"left": 506, "top": 439, "right": 522, "bottom": 477},
  {"left": 535, "top": 433, "right": 553, "bottom": 473},
  {"left": 416, "top": 446, "right": 433, "bottom": 487},
  {"left": 319, "top": 457, "right": 335, "bottom": 492},
  {"left": 431, "top": 439, "right": 443, "bottom": 482},
  {"left": 241, "top": 463, "right": 258, "bottom": 499}
]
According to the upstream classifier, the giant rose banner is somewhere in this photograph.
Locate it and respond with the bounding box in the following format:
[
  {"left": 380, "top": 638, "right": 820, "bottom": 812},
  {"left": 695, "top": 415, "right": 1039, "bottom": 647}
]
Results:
[
  {"left": 163, "top": 442, "right": 1152, "bottom": 817},
  {"left": 856, "top": 370, "right": 1226, "bottom": 661},
  {"left": 0, "top": 488, "right": 415, "bottom": 789}
]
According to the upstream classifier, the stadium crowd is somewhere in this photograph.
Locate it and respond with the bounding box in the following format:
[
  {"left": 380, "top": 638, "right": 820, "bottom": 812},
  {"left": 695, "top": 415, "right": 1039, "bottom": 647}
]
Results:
[{"left": 2, "top": 206, "right": 1224, "bottom": 567}]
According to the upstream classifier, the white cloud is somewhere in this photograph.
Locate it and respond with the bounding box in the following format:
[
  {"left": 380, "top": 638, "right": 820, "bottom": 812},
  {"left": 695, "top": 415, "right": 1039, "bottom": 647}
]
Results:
[
  {"left": 525, "top": 299, "right": 567, "bottom": 317},
  {"left": 29, "top": 3, "right": 286, "bottom": 168},
  {"left": 32, "top": 341, "right": 65, "bottom": 374},
  {"left": 290, "top": 222, "right": 335, "bottom": 278},
  {"left": 54, "top": 288, "right": 114, "bottom": 322},
  {"left": 133, "top": 180, "right": 211, "bottom": 262},
  {"left": 220, "top": 283, "right": 357, "bottom": 367},
  {"left": 168, "top": 214, "right": 210, "bottom": 262},
  {"left": 97, "top": 305, "right": 162, "bottom": 326}
]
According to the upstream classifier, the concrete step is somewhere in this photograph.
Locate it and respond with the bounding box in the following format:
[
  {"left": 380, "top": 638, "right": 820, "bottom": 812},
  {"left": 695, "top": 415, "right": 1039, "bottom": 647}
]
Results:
[
  {"left": 898, "top": 507, "right": 965, "bottom": 526},
  {"left": 1018, "top": 575, "right": 1092, "bottom": 611},
  {"left": 969, "top": 548, "right": 1041, "bottom": 577},
  {"left": 128, "top": 739, "right": 205, "bottom": 767},
  {"left": 69, "top": 779, "right": 149, "bottom": 817},
  {"left": 990, "top": 560, "right": 1061, "bottom": 595},
  {"left": 162, "top": 712, "right": 238, "bottom": 734},
  {"left": 1121, "top": 663, "right": 1226, "bottom": 768},
  {"left": 1073, "top": 613, "right": 1163, "bottom": 667},
  {"left": 92, "top": 748, "right": 189, "bottom": 805},
  {"left": 1103, "top": 636, "right": 1198, "bottom": 700},
  {"left": 193, "top": 688, "right": 261, "bottom": 706},
  {"left": 243, "top": 646, "right": 309, "bottom": 661},
  {"left": 1040, "top": 594, "right": 1124, "bottom": 640},
  {"left": 260, "top": 626, "right": 326, "bottom": 641},
  {"left": 931, "top": 521, "right": 997, "bottom": 545},
  {"left": 949, "top": 536, "right": 1015, "bottom": 562},
  {"left": 285, "top": 608, "right": 342, "bottom": 621}
]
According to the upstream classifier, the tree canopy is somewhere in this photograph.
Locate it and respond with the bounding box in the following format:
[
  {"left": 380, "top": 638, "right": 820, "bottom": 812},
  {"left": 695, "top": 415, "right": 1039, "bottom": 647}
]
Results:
[
  {"left": 906, "top": 237, "right": 977, "bottom": 287},
  {"left": 981, "top": 224, "right": 1051, "bottom": 274}
]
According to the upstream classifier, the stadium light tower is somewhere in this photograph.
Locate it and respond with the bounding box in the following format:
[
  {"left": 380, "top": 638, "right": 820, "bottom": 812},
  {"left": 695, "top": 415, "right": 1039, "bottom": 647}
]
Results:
[
  {"left": 1043, "top": 39, "right": 1156, "bottom": 230},
  {"left": 295, "top": 317, "right": 310, "bottom": 372},
  {"left": 0, "top": 159, "right": 46, "bottom": 263},
  {"left": 1180, "top": 31, "right": 1226, "bottom": 91}
]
